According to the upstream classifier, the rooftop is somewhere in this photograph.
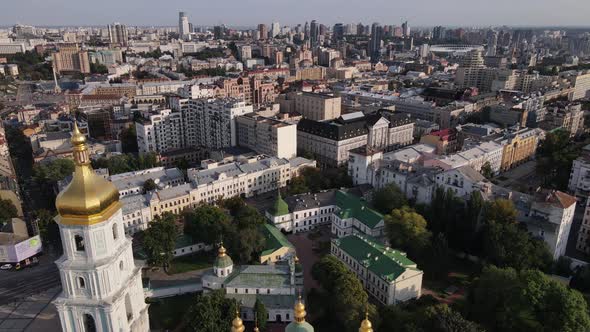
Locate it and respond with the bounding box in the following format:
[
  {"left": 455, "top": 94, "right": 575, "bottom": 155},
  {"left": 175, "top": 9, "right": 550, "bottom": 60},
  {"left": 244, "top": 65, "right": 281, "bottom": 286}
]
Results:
[{"left": 333, "top": 234, "right": 419, "bottom": 282}]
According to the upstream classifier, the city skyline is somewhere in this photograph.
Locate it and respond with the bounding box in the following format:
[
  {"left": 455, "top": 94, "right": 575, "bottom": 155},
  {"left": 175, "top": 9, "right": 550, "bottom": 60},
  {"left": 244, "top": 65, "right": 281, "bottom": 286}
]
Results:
[{"left": 2, "top": 0, "right": 590, "bottom": 27}]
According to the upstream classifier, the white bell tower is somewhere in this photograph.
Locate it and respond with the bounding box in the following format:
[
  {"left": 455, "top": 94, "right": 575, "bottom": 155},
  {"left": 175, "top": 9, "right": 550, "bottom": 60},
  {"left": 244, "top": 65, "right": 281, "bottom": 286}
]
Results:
[{"left": 53, "top": 124, "right": 149, "bottom": 332}]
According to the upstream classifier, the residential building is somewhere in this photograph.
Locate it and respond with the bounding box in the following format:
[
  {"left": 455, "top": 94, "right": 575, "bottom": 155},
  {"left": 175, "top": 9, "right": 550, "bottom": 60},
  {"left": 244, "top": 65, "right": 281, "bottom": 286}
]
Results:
[
  {"left": 179, "top": 12, "right": 190, "bottom": 39},
  {"left": 524, "top": 190, "right": 576, "bottom": 259},
  {"left": 420, "top": 129, "right": 460, "bottom": 155},
  {"left": 109, "top": 167, "right": 185, "bottom": 198},
  {"left": 52, "top": 44, "right": 90, "bottom": 74},
  {"left": 188, "top": 155, "right": 315, "bottom": 204},
  {"left": 108, "top": 23, "right": 128, "bottom": 46},
  {"left": 236, "top": 113, "right": 297, "bottom": 159},
  {"left": 279, "top": 92, "right": 342, "bottom": 121},
  {"left": 136, "top": 109, "right": 184, "bottom": 154},
  {"left": 540, "top": 103, "right": 584, "bottom": 137},
  {"left": 331, "top": 235, "right": 423, "bottom": 305},
  {"left": 494, "top": 127, "right": 541, "bottom": 172},
  {"left": 568, "top": 144, "right": 590, "bottom": 198},
  {"left": 576, "top": 199, "right": 590, "bottom": 255}
]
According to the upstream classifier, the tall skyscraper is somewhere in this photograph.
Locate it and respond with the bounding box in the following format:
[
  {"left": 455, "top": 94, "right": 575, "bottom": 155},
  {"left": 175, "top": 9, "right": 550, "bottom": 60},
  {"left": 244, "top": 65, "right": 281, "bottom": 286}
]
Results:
[
  {"left": 402, "top": 21, "right": 410, "bottom": 37},
  {"left": 487, "top": 30, "right": 498, "bottom": 56},
  {"left": 310, "top": 20, "right": 320, "bottom": 46},
  {"left": 179, "top": 11, "right": 190, "bottom": 39},
  {"left": 53, "top": 125, "right": 150, "bottom": 332},
  {"left": 333, "top": 23, "right": 344, "bottom": 43},
  {"left": 258, "top": 23, "right": 268, "bottom": 40},
  {"left": 107, "top": 22, "right": 128, "bottom": 46},
  {"left": 271, "top": 22, "right": 281, "bottom": 38},
  {"left": 433, "top": 26, "right": 445, "bottom": 41},
  {"left": 369, "top": 23, "right": 383, "bottom": 62}
]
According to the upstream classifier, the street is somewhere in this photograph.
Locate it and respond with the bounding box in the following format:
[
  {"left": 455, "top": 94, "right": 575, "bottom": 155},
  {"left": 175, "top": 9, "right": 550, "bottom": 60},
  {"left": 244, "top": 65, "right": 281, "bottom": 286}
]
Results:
[{"left": 0, "top": 255, "right": 60, "bottom": 307}]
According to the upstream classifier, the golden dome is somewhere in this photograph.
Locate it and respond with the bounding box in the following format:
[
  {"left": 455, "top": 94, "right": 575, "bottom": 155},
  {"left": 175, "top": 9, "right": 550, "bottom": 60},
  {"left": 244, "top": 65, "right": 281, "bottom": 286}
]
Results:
[
  {"left": 219, "top": 243, "right": 227, "bottom": 257},
  {"left": 359, "top": 311, "right": 373, "bottom": 332},
  {"left": 294, "top": 295, "right": 307, "bottom": 323},
  {"left": 231, "top": 309, "right": 245, "bottom": 332},
  {"left": 55, "top": 123, "right": 121, "bottom": 226}
]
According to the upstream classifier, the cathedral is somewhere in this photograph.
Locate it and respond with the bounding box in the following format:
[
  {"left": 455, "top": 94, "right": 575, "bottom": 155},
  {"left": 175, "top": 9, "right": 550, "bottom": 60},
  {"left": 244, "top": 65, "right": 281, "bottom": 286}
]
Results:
[{"left": 52, "top": 126, "right": 373, "bottom": 332}]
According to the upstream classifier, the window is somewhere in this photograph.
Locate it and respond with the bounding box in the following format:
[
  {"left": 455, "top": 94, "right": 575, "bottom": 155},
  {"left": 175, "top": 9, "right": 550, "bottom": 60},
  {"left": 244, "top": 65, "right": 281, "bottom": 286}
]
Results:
[
  {"left": 78, "top": 277, "right": 86, "bottom": 288},
  {"left": 119, "top": 261, "right": 124, "bottom": 271},
  {"left": 74, "top": 235, "right": 85, "bottom": 252},
  {"left": 112, "top": 223, "right": 118, "bottom": 240}
]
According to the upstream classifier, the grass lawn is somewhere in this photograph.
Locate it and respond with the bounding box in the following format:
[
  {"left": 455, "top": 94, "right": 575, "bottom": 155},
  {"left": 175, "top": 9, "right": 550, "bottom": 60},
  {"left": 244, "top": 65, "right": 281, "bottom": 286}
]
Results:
[
  {"left": 167, "top": 251, "right": 214, "bottom": 275},
  {"left": 148, "top": 293, "right": 196, "bottom": 330}
]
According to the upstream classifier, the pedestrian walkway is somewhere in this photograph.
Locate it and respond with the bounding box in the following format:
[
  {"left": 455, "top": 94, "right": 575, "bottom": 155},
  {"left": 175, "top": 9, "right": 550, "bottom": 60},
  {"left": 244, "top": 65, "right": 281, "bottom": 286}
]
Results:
[{"left": 0, "top": 287, "right": 61, "bottom": 332}]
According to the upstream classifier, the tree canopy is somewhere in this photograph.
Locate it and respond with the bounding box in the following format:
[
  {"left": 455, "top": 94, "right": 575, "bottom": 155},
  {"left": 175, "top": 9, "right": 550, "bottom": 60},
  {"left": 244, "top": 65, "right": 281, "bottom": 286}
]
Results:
[
  {"left": 310, "top": 255, "right": 378, "bottom": 332},
  {"left": 288, "top": 166, "right": 352, "bottom": 195},
  {"left": 467, "top": 266, "right": 590, "bottom": 332},
  {"left": 385, "top": 206, "right": 432, "bottom": 257},
  {"left": 143, "top": 213, "right": 178, "bottom": 268},
  {"left": 33, "top": 158, "right": 75, "bottom": 183},
  {"left": 185, "top": 290, "right": 239, "bottom": 332},
  {"left": 536, "top": 129, "right": 580, "bottom": 190},
  {"left": 0, "top": 198, "right": 18, "bottom": 225},
  {"left": 372, "top": 183, "right": 408, "bottom": 214},
  {"left": 91, "top": 152, "right": 159, "bottom": 175}
]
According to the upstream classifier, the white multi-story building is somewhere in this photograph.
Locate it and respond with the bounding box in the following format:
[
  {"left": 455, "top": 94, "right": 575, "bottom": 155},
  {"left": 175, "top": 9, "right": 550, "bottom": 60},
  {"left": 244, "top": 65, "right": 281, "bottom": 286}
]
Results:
[
  {"left": 435, "top": 166, "right": 487, "bottom": 198},
  {"left": 188, "top": 155, "right": 315, "bottom": 204},
  {"left": 576, "top": 199, "right": 590, "bottom": 255},
  {"left": 266, "top": 190, "right": 385, "bottom": 238},
  {"left": 136, "top": 109, "right": 184, "bottom": 154},
  {"left": 110, "top": 167, "right": 185, "bottom": 197},
  {"left": 568, "top": 144, "right": 590, "bottom": 199},
  {"left": 184, "top": 98, "right": 253, "bottom": 149},
  {"left": 236, "top": 113, "right": 297, "bottom": 159},
  {"left": 331, "top": 234, "right": 423, "bottom": 305},
  {"left": 53, "top": 127, "right": 149, "bottom": 332}
]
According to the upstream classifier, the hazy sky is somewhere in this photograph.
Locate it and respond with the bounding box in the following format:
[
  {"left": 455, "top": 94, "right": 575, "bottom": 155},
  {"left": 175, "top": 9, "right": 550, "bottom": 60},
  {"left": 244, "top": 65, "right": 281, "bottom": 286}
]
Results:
[{"left": 3, "top": 0, "right": 590, "bottom": 27}]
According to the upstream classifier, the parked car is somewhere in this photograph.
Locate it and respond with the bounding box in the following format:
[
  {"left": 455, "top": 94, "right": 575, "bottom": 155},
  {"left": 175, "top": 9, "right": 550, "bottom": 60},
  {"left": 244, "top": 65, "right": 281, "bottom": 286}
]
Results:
[{"left": 0, "top": 264, "right": 12, "bottom": 270}]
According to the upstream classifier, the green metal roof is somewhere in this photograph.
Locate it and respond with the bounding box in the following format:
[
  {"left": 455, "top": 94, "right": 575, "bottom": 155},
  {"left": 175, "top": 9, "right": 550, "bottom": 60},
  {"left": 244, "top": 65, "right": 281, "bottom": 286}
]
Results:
[
  {"left": 286, "top": 321, "right": 315, "bottom": 332},
  {"left": 270, "top": 192, "right": 290, "bottom": 216},
  {"left": 332, "top": 235, "right": 419, "bottom": 282},
  {"left": 215, "top": 254, "right": 233, "bottom": 269},
  {"left": 261, "top": 224, "right": 294, "bottom": 257},
  {"left": 335, "top": 191, "right": 383, "bottom": 228}
]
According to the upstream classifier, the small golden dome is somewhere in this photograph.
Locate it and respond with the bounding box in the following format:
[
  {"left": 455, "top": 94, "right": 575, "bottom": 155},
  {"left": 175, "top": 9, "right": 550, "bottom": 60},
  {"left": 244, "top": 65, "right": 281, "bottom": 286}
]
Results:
[
  {"left": 219, "top": 244, "right": 227, "bottom": 257},
  {"left": 55, "top": 123, "right": 120, "bottom": 226},
  {"left": 359, "top": 311, "right": 373, "bottom": 332},
  {"left": 294, "top": 295, "right": 307, "bottom": 323},
  {"left": 231, "top": 309, "right": 245, "bottom": 332}
]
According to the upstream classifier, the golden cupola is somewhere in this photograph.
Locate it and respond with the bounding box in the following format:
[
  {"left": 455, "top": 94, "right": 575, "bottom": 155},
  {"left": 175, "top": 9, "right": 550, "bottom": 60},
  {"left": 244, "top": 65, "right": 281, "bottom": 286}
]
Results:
[
  {"left": 55, "top": 123, "right": 121, "bottom": 226},
  {"left": 231, "top": 309, "right": 245, "bottom": 332},
  {"left": 359, "top": 310, "right": 373, "bottom": 332}
]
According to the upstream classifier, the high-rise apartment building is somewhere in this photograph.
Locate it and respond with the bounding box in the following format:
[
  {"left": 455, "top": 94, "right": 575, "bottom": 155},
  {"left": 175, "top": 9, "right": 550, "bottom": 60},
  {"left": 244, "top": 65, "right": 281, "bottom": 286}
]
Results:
[
  {"left": 402, "top": 21, "right": 410, "bottom": 37},
  {"left": 52, "top": 44, "right": 91, "bottom": 74},
  {"left": 271, "top": 22, "right": 281, "bottom": 38},
  {"left": 278, "top": 92, "right": 342, "bottom": 121},
  {"left": 179, "top": 12, "right": 190, "bottom": 39},
  {"left": 310, "top": 20, "right": 320, "bottom": 46},
  {"left": 108, "top": 22, "right": 128, "bottom": 46},
  {"left": 369, "top": 23, "right": 383, "bottom": 62},
  {"left": 236, "top": 113, "right": 297, "bottom": 159},
  {"left": 258, "top": 24, "right": 268, "bottom": 40}
]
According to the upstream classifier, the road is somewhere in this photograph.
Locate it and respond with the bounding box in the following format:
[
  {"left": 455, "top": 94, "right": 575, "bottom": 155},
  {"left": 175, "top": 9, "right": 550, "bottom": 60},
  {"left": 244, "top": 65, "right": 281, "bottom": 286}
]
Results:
[
  {"left": 0, "top": 256, "right": 61, "bottom": 307},
  {"left": 15, "top": 84, "right": 33, "bottom": 106}
]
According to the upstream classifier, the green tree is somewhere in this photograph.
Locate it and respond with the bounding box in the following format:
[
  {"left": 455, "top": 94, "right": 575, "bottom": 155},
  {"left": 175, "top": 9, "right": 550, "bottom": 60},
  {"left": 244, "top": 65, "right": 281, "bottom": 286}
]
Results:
[
  {"left": 467, "top": 266, "right": 590, "bottom": 332},
  {"left": 33, "top": 158, "right": 75, "bottom": 183},
  {"left": 385, "top": 206, "right": 432, "bottom": 257},
  {"left": 90, "top": 62, "right": 108, "bottom": 74},
  {"left": 480, "top": 162, "right": 493, "bottom": 179},
  {"left": 183, "top": 205, "right": 231, "bottom": 245},
  {"left": 143, "top": 179, "right": 156, "bottom": 193},
  {"left": 120, "top": 126, "right": 138, "bottom": 153},
  {"left": 225, "top": 227, "right": 265, "bottom": 263},
  {"left": 219, "top": 196, "right": 246, "bottom": 216},
  {"left": 536, "top": 129, "right": 579, "bottom": 190},
  {"left": 254, "top": 298, "right": 268, "bottom": 331},
  {"left": 482, "top": 199, "right": 518, "bottom": 225},
  {"left": 143, "top": 213, "right": 177, "bottom": 268},
  {"left": 372, "top": 183, "right": 408, "bottom": 214},
  {"left": 0, "top": 198, "right": 18, "bottom": 225},
  {"left": 310, "top": 255, "right": 378, "bottom": 332},
  {"left": 424, "top": 304, "right": 485, "bottom": 332},
  {"left": 34, "top": 209, "right": 62, "bottom": 254},
  {"left": 186, "top": 290, "right": 239, "bottom": 332},
  {"left": 481, "top": 221, "right": 552, "bottom": 270}
]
